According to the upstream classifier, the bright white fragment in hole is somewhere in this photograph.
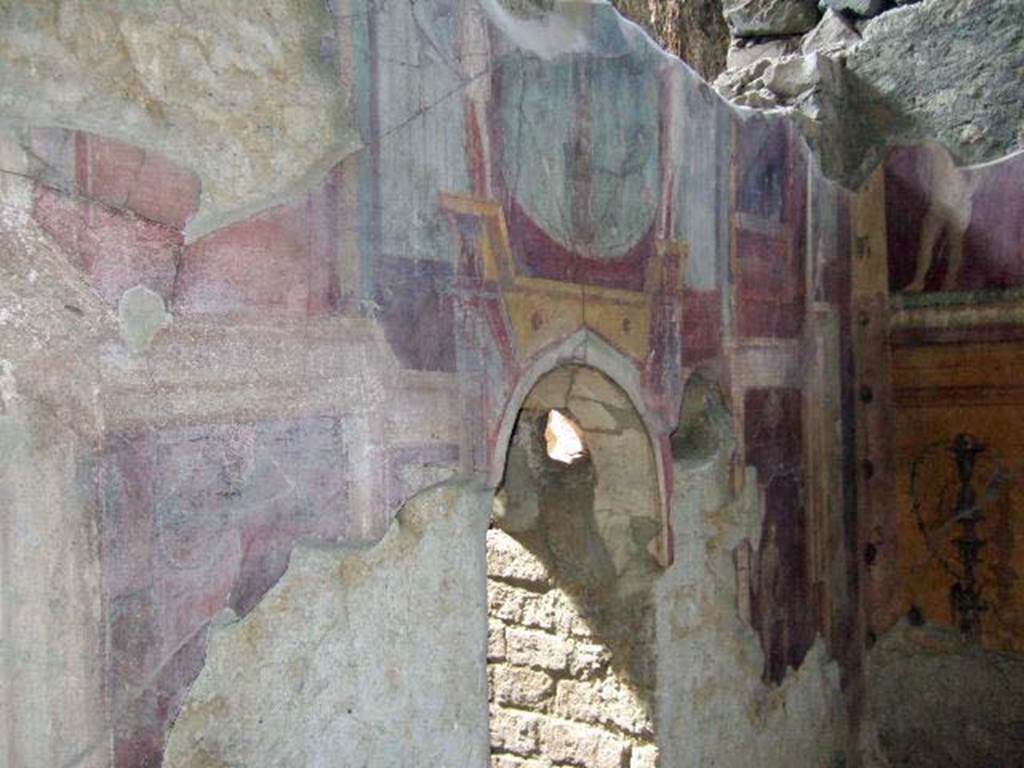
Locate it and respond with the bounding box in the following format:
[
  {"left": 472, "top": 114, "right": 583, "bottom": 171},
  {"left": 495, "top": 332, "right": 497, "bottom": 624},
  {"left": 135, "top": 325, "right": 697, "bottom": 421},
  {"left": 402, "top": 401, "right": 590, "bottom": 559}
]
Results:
[{"left": 544, "top": 409, "right": 585, "bottom": 464}]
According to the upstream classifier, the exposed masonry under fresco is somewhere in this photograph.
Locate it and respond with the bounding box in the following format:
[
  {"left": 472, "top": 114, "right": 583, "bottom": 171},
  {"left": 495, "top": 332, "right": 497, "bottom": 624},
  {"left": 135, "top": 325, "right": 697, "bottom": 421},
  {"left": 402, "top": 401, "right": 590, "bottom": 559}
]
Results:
[
  {"left": 487, "top": 529, "right": 658, "bottom": 768},
  {"left": 486, "top": 366, "right": 661, "bottom": 768}
]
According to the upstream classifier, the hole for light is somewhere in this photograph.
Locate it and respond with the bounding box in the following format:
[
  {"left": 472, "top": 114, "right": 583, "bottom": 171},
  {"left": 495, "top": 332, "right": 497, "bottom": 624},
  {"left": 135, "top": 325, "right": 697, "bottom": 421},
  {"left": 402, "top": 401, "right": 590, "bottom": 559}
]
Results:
[{"left": 544, "top": 410, "right": 585, "bottom": 464}]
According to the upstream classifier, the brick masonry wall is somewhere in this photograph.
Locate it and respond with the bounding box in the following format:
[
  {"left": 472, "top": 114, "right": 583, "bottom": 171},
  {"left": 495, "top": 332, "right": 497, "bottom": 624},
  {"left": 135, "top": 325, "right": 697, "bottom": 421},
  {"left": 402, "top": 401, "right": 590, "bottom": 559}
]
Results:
[{"left": 487, "top": 529, "right": 658, "bottom": 768}]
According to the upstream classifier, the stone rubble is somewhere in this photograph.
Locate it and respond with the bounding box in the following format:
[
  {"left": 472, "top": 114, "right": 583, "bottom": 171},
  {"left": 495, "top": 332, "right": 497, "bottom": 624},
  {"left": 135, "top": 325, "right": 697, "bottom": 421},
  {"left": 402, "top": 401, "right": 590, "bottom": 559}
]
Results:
[
  {"left": 820, "top": 0, "right": 886, "bottom": 16},
  {"left": 801, "top": 8, "right": 861, "bottom": 55},
  {"left": 723, "top": 0, "right": 821, "bottom": 38},
  {"left": 713, "top": 0, "right": 1023, "bottom": 181}
]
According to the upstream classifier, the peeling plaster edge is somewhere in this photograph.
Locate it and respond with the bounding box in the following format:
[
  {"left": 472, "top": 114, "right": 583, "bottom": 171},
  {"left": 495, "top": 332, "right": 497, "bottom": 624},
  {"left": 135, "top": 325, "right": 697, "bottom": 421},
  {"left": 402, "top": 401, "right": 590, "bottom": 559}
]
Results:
[
  {"left": 182, "top": 136, "right": 364, "bottom": 243},
  {"left": 161, "top": 476, "right": 491, "bottom": 765}
]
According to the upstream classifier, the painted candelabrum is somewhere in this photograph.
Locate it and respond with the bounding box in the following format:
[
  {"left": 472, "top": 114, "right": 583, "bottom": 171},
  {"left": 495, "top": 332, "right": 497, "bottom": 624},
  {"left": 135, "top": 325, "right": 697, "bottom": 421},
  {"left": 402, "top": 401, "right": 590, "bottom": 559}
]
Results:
[{"left": 908, "top": 433, "right": 1014, "bottom": 639}]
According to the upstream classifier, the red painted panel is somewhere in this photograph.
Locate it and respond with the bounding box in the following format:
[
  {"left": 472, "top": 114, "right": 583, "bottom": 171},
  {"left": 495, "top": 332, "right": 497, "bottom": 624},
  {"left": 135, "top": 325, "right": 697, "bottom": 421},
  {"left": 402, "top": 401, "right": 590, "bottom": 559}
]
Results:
[
  {"left": 174, "top": 202, "right": 316, "bottom": 316},
  {"left": 735, "top": 228, "right": 804, "bottom": 339},
  {"left": 33, "top": 185, "right": 182, "bottom": 304},
  {"left": 681, "top": 289, "right": 722, "bottom": 365}
]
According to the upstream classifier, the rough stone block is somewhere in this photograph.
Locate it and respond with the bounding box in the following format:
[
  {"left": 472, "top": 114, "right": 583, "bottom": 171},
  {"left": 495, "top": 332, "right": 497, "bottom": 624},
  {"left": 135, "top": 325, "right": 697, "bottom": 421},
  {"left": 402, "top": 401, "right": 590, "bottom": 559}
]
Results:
[
  {"left": 487, "top": 529, "right": 551, "bottom": 585},
  {"left": 843, "top": 0, "right": 1024, "bottom": 171},
  {"left": 520, "top": 588, "right": 576, "bottom": 635},
  {"left": 506, "top": 628, "right": 571, "bottom": 672},
  {"left": 727, "top": 37, "right": 802, "bottom": 71},
  {"left": 763, "top": 53, "right": 841, "bottom": 100},
  {"left": 629, "top": 744, "right": 658, "bottom": 768},
  {"left": 724, "top": 0, "right": 820, "bottom": 37},
  {"left": 490, "top": 708, "right": 541, "bottom": 756},
  {"left": 801, "top": 9, "right": 861, "bottom": 55},
  {"left": 492, "top": 664, "right": 555, "bottom": 708},
  {"left": 568, "top": 641, "right": 611, "bottom": 679},
  {"left": 554, "top": 679, "right": 653, "bottom": 737},
  {"left": 820, "top": 0, "right": 885, "bottom": 17},
  {"left": 492, "top": 756, "right": 553, "bottom": 768},
  {"left": 489, "top": 581, "right": 532, "bottom": 623},
  {"left": 489, "top": 619, "right": 507, "bottom": 661},
  {"left": 538, "top": 720, "right": 630, "bottom": 768}
]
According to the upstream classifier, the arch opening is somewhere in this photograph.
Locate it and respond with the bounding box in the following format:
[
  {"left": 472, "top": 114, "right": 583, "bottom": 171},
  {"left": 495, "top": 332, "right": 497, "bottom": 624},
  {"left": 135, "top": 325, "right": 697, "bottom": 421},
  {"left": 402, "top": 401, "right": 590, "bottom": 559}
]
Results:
[{"left": 487, "top": 364, "right": 661, "bottom": 768}]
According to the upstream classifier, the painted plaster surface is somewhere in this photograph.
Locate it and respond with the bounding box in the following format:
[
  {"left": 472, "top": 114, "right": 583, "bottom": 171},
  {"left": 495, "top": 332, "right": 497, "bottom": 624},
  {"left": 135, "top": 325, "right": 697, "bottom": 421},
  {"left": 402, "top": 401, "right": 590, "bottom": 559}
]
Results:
[
  {"left": 855, "top": 145, "right": 1024, "bottom": 650},
  {"left": 0, "top": 1, "right": 358, "bottom": 238},
  {"left": 656, "top": 381, "right": 846, "bottom": 767},
  {"left": 885, "top": 147, "right": 1024, "bottom": 297},
  {"left": 164, "top": 481, "right": 491, "bottom": 767},
  {"left": 2, "top": 0, "right": 999, "bottom": 762},
  {"left": 0, "top": 170, "right": 111, "bottom": 767},
  {"left": 1, "top": 401, "right": 107, "bottom": 768},
  {"left": 848, "top": 143, "right": 1024, "bottom": 764}
]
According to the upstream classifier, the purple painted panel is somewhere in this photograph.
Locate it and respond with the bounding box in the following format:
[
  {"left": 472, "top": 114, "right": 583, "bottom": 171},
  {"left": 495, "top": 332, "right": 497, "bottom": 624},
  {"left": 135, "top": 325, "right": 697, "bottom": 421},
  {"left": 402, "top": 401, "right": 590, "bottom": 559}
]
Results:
[
  {"left": 102, "top": 416, "right": 350, "bottom": 763},
  {"left": 507, "top": 200, "right": 655, "bottom": 291},
  {"left": 681, "top": 289, "right": 722, "bottom": 365},
  {"left": 174, "top": 202, "right": 316, "bottom": 316},
  {"left": 733, "top": 117, "right": 807, "bottom": 340},
  {"left": 375, "top": 258, "right": 457, "bottom": 371},
  {"left": 744, "top": 387, "right": 815, "bottom": 683},
  {"left": 962, "top": 153, "right": 1024, "bottom": 290},
  {"left": 734, "top": 117, "right": 789, "bottom": 222},
  {"left": 735, "top": 228, "right": 804, "bottom": 339}
]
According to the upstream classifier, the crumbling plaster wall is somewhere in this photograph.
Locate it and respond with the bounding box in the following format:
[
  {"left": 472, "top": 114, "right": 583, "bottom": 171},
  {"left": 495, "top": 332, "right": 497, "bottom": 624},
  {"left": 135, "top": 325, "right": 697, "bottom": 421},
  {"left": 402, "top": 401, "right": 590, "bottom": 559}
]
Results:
[
  {"left": 162, "top": 371, "right": 847, "bottom": 768},
  {"left": 0, "top": 170, "right": 112, "bottom": 766},
  {"left": 866, "top": 621, "right": 1024, "bottom": 768},
  {"left": 0, "top": 0, "right": 358, "bottom": 238},
  {"left": 164, "top": 480, "right": 492, "bottom": 767},
  {"left": 6, "top": 0, "right": 1010, "bottom": 764},
  {"left": 656, "top": 378, "right": 846, "bottom": 768}
]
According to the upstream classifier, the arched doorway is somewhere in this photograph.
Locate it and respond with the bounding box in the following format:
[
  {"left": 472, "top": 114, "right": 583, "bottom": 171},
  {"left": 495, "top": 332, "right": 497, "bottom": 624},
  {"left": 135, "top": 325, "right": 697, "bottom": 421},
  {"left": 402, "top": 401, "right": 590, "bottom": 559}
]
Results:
[{"left": 487, "top": 364, "right": 661, "bottom": 768}]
